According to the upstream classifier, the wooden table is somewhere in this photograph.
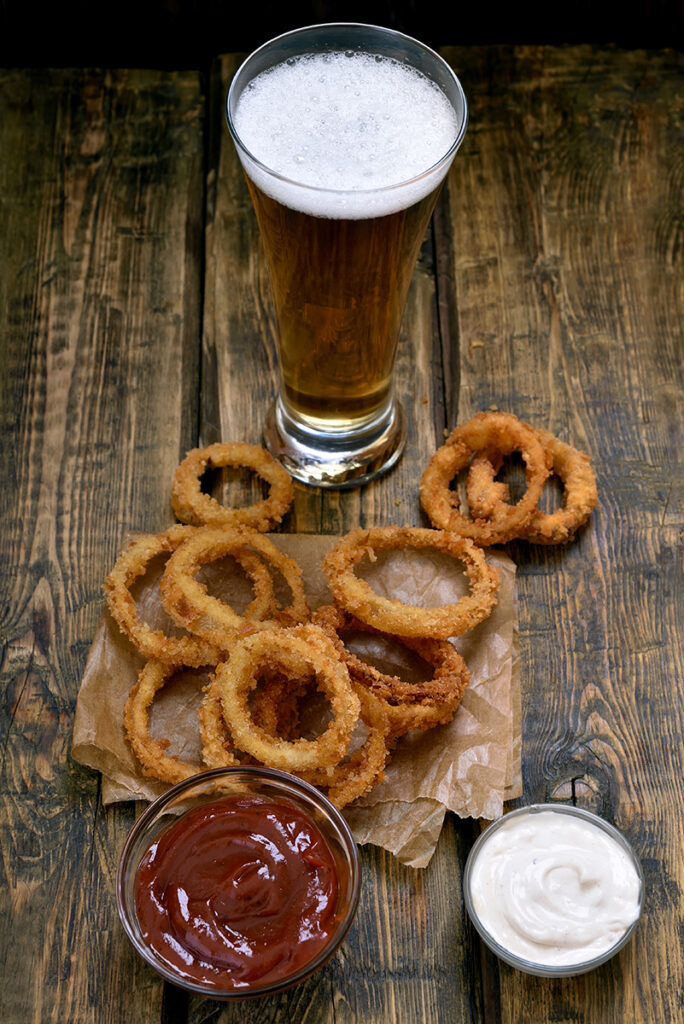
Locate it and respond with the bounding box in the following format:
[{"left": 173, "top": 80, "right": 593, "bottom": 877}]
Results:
[{"left": 1, "top": 45, "right": 682, "bottom": 1024}]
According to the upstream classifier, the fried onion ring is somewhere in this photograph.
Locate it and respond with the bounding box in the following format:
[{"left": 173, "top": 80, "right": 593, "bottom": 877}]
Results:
[
  {"left": 200, "top": 673, "right": 308, "bottom": 768},
  {"left": 124, "top": 660, "right": 205, "bottom": 783},
  {"left": 322, "top": 526, "right": 499, "bottom": 639},
  {"left": 300, "top": 685, "right": 391, "bottom": 809},
  {"left": 160, "top": 526, "right": 310, "bottom": 650},
  {"left": 213, "top": 625, "right": 360, "bottom": 772},
  {"left": 312, "top": 604, "right": 470, "bottom": 737},
  {"left": 171, "top": 442, "right": 294, "bottom": 532},
  {"left": 250, "top": 673, "right": 308, "bottom": 739},
  {"left": 198, "top": 679, "right": 243, "bottom": 769},
  {"left": 467, "top": 428, "right": 598, "bottom": 545},
  {"left": 104, "top": 525, "right": 274, "bottom": 666},
  {"left": 201, "top": 659, "right": 389, "bottom": 808},
  {"left": 420, "top": 412, "right": 551, "bottom": 544},
  {"left": 465, "top": 449, "right": 510, "bottom": 520}
]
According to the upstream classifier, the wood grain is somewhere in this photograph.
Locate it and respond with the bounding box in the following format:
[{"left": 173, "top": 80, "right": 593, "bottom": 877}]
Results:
[
  {"left": 0, "top": 42, "right": 681, "bottom": 1024},
  {"left": 0, "top": 68, "right": 204, "bottom": 1023},
  {"left": 441, "top": 44, "right": 684, "bottom": 1024}
]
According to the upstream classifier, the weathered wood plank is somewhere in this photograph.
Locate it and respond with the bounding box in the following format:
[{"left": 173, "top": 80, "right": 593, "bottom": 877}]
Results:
[
  {"left": 2, "top": 40, "right": 676, "bottom": 1024},
  {"left": 441, "top": 44, "right": 683, "bottom": 1024},
  {"left": 0, "top": 67, "right": 204, "bottom": 1023}
]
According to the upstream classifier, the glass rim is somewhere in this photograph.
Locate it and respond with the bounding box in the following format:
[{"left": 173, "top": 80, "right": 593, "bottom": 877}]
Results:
[
  {"left": 463, "top": 803, "right": 645, "bottom": 978},
  {"left": 116, "top": 765, "right": 361, "bottom": 999},
  {"left": 225, "top": 22, "right": 468, "bottom": 200}
]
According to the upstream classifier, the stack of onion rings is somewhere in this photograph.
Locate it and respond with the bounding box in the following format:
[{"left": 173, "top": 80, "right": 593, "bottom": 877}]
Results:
[
  {"left": 103, "top": 428, "right": 583, "bottom": 808},
  {"left": 104, "top": 525, "right": 274, "bottom": 667},
  {"left": 160, "top": 525, "right": 310, "bottom": 649},
  {"left": 211, "top": 625, "right": 360, "bottom": 772},
  {"left": 421, "top": 412, "right": 597, "bottom": 546},
  {"left": 466, "top": 427, "right": 598, "bottom": 545},
  {"left": 420, "top": 412, "right": 551, "bottom": 544},
  {"left": 199, "top": 673, "right": 307, "bottom": 770}
]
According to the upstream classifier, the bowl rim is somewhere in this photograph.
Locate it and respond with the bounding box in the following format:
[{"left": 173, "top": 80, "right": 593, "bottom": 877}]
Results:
[
  {"left": 116, "top": 765, "right": 361, "bottom": 999},
  {"left": 462, "top": 802, "right": 644, "bottom": 977}
]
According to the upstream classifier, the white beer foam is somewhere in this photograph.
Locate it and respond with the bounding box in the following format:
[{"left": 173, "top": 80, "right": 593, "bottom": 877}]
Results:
[{"left": 232, "top": 51, "right": 460, "bottom": 219}]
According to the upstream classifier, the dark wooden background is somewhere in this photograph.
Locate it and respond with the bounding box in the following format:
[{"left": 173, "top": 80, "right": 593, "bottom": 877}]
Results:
[
  {"left": 0, "top": 0, "right": 682, "bottom": 68},
  {"left": 0, "top": 24, "right": 682, "bottom": 1024}
]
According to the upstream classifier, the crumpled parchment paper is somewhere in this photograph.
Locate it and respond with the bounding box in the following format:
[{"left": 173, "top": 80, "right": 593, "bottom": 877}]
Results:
[{"left": 72, "top": 534, "right": 521, "bottom": 868}]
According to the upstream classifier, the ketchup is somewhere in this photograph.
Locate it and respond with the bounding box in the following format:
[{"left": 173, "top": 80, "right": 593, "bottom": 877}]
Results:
[{"left": 134, "top": 795, "right": 340, "bottom": 990}]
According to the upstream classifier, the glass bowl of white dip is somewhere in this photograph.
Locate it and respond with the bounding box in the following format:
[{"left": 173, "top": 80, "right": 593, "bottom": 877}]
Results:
[{"left": 463, "top": 804, "right": 644, "bottom": 977}]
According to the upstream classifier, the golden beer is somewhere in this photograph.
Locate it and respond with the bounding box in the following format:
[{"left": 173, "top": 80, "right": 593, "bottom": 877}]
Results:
[
  {"left": 227, "top": 26, "right": 468, "bottom": 486},
  {"left": 246, "top": 177, "right": 440, "bottom": 431}
]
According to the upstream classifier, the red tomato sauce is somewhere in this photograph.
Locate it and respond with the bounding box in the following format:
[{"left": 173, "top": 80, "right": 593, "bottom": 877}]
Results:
[{"left": 134, "top": 795, "right": 340, "bottom": 990}]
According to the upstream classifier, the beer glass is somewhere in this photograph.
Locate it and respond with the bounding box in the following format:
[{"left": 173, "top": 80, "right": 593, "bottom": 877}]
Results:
[{"left": 227, "top": 24, "right": 467, "bottom": 487}]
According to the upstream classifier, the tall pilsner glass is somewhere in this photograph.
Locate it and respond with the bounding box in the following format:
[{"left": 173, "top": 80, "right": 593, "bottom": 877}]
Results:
[{"left": 227, "top": 24, "right": 468, "bottom": 487}]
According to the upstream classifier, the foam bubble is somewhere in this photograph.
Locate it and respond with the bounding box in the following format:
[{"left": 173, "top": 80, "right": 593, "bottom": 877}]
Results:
[{"left": 232, "top": 52, "right": 461, "bottom": 219}]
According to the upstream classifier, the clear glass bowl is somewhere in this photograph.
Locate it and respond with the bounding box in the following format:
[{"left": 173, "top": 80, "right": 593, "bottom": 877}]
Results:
[
  {"left": 463, "top": 803, "right": 644, "bottom": 977},
  {"left": 116, "top": 766, "right": 361, "bottom": 999}
]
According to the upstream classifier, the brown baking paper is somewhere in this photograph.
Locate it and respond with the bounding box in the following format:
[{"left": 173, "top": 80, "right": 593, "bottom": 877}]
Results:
[{"left": 72, "top": 534, "right": 521, "bottom": 868}]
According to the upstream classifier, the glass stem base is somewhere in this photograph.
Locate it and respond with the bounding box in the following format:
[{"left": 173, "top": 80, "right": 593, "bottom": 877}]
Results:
[{"left": 263, "top": 397, "right": 407, "bottom": 488}]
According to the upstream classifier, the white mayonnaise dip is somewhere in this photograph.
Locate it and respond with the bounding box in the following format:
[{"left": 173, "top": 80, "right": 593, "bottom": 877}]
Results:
[{"left": 468, "top": 809, "right": 641, "bottom": 967}]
